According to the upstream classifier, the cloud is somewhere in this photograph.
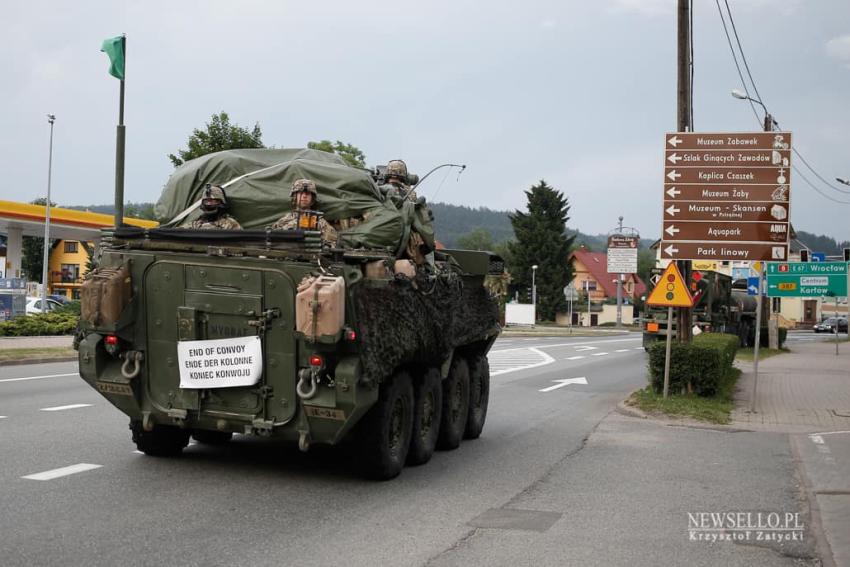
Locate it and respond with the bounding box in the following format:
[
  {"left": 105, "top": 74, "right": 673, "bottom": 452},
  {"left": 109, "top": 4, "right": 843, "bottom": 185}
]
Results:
[
  {"left": 826, "top": 34, "right": 850, "bottom": 68},
  {"left": 605, "top": 0, "right": 673, "bottom": 18}
]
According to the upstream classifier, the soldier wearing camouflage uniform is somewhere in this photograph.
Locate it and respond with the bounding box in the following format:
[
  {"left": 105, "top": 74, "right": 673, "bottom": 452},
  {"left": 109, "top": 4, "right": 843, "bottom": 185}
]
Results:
[
  {"left": 271, "top": 179, "right": 338, "bottom": 245},
  {"left": 381, "top": 159, "right": 417, "bottom": 202},
  {"left": 186, "top": 185, "right": 242, "bottom": 230}
]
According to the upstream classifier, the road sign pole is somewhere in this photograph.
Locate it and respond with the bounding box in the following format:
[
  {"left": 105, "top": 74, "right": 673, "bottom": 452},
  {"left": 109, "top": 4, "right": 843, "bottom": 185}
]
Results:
[
  {"left": 663, "top": 306, "right": 673, "bottom": 399},
  {"left": 750, "top": 270, "right": 764, "bottom": 413}
]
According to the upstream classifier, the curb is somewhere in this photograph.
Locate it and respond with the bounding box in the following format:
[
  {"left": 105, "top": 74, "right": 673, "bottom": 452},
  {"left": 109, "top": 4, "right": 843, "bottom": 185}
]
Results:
[
  {"left": 0, "top": 356, "right": 77, "bottom": 367},
  {"left": 615, "top": 399, "right": 754, "bottom": 433}
]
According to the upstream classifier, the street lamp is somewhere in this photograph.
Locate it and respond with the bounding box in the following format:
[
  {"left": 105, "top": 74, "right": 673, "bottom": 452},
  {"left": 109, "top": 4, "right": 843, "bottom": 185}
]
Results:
[
  {"left": 531, "top": 265, "right": 538, "bottom": 315},
  {"left": 40, "top": 114, "right": 56, "bottom": 309},
  {"left": 730, "top": 89, "right": 779, "bottom": 131}
]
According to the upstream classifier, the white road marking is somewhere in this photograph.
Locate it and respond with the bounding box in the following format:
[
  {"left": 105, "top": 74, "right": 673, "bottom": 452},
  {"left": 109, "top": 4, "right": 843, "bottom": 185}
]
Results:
[
  {"left": 40, "top": 404, "right": 92, "bottom": 412},
  {"left": 489, "top": 347, "right": 555, "bottom": 376},
  {"left": 21, "top": 463, "right": 102, "bottom": 481},
  {"left": 133, "top": 450, "right": 144, "bottom": 455},
  {"left": 565, "top": 356, "right": 585, "bottom": 361},
  {"left": 810, "top": 435, "right": 825, "bottom": 445},
  {"left": 539, "top": 377, "right": 588, "bottom": 392},
  {"left": 574, "top": 346, "right": 598, "bottom": 352},
  {"left": 615, "top": 349, "right": 630, "bottom": 352},
  {"left": 591, "top": 352, "right": 608, "bottom": 357},
  {"left": 0, "top": 372, "right": 77, "bottom": 384},
  {"left": 633, "top": 347, "right": 644, "bottom": 350},
  {"left": 0, "top": 416, "right": 7, "bottom": 419}
]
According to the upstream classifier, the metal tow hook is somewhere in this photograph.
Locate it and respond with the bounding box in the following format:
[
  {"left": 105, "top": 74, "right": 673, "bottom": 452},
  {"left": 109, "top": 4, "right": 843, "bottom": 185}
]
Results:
[
  {"left": 120, "top": 351, "right": 144, "bottom": 379},
  {"left": 296, "top": 368, "right": 318, "bottom": 400}
]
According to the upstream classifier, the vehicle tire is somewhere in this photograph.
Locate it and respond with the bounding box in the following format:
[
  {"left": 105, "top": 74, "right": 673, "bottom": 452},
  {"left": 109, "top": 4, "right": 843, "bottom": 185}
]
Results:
[
  {"left": 437, "top": 357, "right": 470, "bottom": 451},
  {"left": 131, "top": 421, "right": 190, "bottom": 457},
  {"left": 738, "top": 321, "right": 750, "bottom": 347},
  {"left": 464, "top": 354, "right": 490, "bottom": 440},
  {"left": 358, "top": 370, "right": 414, "bottom": 480},
  {"left": 407, "top": 367, "right": 442, "bottom": 466},
  {"left": 192, "top": 430, "right": 233, "bottom": 445}
]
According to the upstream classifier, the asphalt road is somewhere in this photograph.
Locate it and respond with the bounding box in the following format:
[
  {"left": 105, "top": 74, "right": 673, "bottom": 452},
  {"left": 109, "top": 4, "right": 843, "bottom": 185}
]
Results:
[{"left": 0, "top": 332, "right": 830, "bottom": 566}]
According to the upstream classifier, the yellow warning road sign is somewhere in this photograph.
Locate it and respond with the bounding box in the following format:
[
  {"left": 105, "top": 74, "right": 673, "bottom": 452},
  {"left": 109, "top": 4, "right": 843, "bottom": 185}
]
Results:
[{"left": 646, "top": 262, "right": 694, "bottom": 307}]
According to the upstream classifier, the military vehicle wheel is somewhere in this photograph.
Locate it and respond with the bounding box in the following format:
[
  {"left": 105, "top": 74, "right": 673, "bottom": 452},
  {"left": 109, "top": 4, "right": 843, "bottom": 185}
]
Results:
[
  {"left": 192, "top": 430, "right": 233, "bottom": 445},
  {"left": 131, "top": 421, "right": 190, "bottom": 457},
  {"left": 359, "top": 371, "right": 414, "bottom": 480},
  {"left": 464, "top": 354, "right": 490, "bottom": 440},
  {"left": 437, "top": 357, "right": 470, "bottom": 451},
  {"left": 407, "top": 367, "right": 442, "bottom": 466}
]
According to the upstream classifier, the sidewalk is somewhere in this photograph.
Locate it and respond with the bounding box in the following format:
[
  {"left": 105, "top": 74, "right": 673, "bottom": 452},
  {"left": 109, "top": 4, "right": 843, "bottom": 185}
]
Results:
[
  {"left": 0, "top": 336, "right": 74, "bottom": 350},
  {"left": 732, "top": 340, "right": 850, "bottom": 433},
  {"left": 732, "top": 340, "right": 850, "bottom": 567}
]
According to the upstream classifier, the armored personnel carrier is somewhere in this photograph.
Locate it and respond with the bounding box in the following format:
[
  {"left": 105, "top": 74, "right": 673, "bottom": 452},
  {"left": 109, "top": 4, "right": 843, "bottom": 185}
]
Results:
[{"left": 76, "top": 149, "right": 501, "bottom": 479}]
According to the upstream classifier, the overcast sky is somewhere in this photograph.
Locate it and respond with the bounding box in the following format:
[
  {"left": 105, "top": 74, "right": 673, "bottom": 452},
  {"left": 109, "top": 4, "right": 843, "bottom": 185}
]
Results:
[{"left": 2, "top": 0, "right": 849, "bottom": 241}]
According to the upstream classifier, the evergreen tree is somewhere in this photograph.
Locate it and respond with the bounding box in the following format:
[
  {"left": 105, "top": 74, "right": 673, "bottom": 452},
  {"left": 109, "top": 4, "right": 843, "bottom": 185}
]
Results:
[
  {"left": 507, "top": 180, "right": 575, "bottom": 321},
  {"left": 307, "top": 140, "right": 366, "bottom": 168}
]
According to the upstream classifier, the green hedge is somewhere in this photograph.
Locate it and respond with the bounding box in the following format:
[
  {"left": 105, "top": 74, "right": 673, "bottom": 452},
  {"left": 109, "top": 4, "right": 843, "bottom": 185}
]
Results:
[
  {"left": 647, "top": 333, "right": 740, "bottom": 397},
  {"left": 0, "top": 312, "right": 79, "bottom": 336}
]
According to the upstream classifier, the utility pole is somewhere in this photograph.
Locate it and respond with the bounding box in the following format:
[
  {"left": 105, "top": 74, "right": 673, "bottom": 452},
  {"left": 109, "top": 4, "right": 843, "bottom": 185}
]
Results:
[
  {"left": 762, "top": 114, "right": 779, "bottom": 351},
  {"left": 616, "top": 216, "right": 624, "bottom": 328},
  {"left": 676, "top": 0, "right": 693, "bottom": 343},
  {"left": 40, "top": 114, "right": 56, "bottom": 309}
]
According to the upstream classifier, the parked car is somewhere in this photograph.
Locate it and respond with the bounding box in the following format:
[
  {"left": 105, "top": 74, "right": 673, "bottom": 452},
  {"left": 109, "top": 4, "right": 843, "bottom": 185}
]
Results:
[
  {"left": 25, "top": 297, "right": 63, "bottom": 315},
  {"left": 813, "top": 317, "right": 848, "bottom": 333},
  {"left": 47, "top": 294, "right": 72, "bottom": 305}
]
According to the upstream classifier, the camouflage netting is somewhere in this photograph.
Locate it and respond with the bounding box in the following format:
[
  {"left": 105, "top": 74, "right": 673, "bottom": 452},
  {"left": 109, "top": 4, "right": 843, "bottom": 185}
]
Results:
[
  {"left": 154, "top": 148, "right": 407, "bottom": 251},
  {"left": 351, "top": 272, "right": 500, "bottom": 382}
]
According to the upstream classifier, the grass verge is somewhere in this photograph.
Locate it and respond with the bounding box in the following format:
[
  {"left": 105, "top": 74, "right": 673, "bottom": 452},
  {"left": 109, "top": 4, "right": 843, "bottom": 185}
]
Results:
[
  {"left": 735, "top": 347, "right": 788, "bottom": 362},
  {"left": 626, "top": 368, "right": 741, "bottom": 425},
  {"left": 0, "top": 347, "right": 76, "bottom": 363}
]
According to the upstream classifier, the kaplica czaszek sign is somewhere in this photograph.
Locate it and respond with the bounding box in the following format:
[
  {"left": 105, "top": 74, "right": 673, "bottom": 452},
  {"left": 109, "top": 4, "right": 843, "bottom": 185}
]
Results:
[{"left": 177, "top": 336, "right": 263, "bottom": 389}]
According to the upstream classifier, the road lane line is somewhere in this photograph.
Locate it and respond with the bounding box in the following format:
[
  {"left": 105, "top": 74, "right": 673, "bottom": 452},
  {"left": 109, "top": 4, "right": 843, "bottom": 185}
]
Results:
[
  {"left": 615, "top": 349, "right": 630, "bottom": 352},
  {"left": 565, "top": 356, "right": 585, "bottom": 360},
  {"left": 591, "top": 352, "right": 609, "bottom": 357},
  {"left": 21, "top": 463, "right": 102, "bottom": 481},
  {"left": 489, "top": 347, "right": 555, "bottom": 376},
  {"left": 633, "top": 347, "right": 644, "bottom": 350},
  {"left": 40, "top": 404, "right": 92, "bottom": 412},
  {"left": 0, "top": 372, "right": 78, "bottom": 384},
  {"left": 490, "top": 337, "right": 641, "bottom": 354},
  {"left": 0, "top": 416, "right": 7, "bottom": 419}
]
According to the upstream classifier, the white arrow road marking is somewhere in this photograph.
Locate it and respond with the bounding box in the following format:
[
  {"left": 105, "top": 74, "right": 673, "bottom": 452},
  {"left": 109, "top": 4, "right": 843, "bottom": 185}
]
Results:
[
  {"left": 574, "top": 346, "right": 598, "bottom": 352},
  {"left": 664, "top": 244, "right": 679, "bottom": 256},
  {"left": 665, "top": 205, "right": 680, "bottom": 216},
  {"left": 664, "top": 225, "right": 680, "bottom": 237},
  {"left": 667, "top": 153, "right": 681, "bottom": 164},
  {"left": 40, "top": 404, "right": 92, "bottom": 412},
  {"left": 668, "top": 135, "right": 682, "bottom": 147},
  {"left": 666, "top": 187, "right": 681, "bottom": 198},
  {"left": 666, "top": 170, "right": 681, "bottom": 181},
  {"left": 22, "top": 463, "right": 103, "bottom": 481},
  {"left": 539, "top": 377, "right": 588, "bottom": 392},
  {"left": 0, "top": 372, "right": 77, "bottom": 384}
]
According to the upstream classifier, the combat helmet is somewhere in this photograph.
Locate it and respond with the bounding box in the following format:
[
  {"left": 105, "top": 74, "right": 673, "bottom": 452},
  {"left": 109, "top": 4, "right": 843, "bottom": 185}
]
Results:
[
  {"left": 386, "top": 160, "right": 408, "bottom": 183},
  {"left": 200, "top": 184, "right": 228, "bottom": 214},
  {"left": 290, "top": 178, "right": 318, "bottom": 209}
]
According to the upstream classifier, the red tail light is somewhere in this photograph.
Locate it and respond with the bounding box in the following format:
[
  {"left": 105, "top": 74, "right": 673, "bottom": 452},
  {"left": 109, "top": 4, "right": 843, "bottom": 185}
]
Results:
[
  {"left": 309, "top": 354, "right": 324, "bottom": 367},
  {"left": 345, "top": 329, "right": 357, "bottom": 342},
  {"left": 105, "top": 335, "right": 119, "bottom": 346}
]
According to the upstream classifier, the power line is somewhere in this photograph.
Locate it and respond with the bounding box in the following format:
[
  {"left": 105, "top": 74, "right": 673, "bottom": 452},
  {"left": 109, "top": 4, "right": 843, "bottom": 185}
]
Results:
[
  {"left": 714, "top": 0, "right": 760, "bottom": 123},
  {"left": 718, "top": 0, "right": 850, "bottom": 202},
  {"left": 723, "top": 0, "right": 763, "bottom": 105},
  {"left": 793, "top": 165, "right": 850, "bottom": 205}
]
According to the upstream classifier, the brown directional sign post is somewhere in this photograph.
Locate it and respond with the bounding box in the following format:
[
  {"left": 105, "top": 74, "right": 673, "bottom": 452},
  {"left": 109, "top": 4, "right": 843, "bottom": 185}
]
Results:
[{"left": 661, "top": 132, "right": 792, "bottom": 262}]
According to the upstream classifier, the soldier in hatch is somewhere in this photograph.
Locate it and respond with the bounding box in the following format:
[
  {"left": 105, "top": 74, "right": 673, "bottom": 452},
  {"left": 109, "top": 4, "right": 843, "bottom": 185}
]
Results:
[
  {"left": 271, "top": 178, "right": 338, "bottom": 245},
  {"left": 381, "top": 159, "right": 417, "bottom": 202},
  {"left": 186, "top": 184, "right": 242, "bottom": 230}
]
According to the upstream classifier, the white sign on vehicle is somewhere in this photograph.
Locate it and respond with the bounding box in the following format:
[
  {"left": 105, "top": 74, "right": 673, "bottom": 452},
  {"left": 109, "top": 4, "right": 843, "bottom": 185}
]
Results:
[{"left": 178, "top": 336, "right": 263, "bottom": 389}]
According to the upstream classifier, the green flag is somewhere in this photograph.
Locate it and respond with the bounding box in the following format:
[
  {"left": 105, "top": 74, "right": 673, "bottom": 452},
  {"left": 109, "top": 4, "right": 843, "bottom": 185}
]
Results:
[{"left": 101, "top": 36, "right": 125, "bottom": 80}]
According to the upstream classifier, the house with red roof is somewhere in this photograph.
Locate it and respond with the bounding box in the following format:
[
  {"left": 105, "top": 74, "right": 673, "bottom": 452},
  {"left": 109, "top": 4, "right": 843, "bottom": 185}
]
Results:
[{"left": 569, "top": 248, "right": 647, "bottom": 303}]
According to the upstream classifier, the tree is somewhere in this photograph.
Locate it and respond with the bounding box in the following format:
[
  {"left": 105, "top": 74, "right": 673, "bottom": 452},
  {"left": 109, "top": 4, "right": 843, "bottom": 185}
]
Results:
[
  {"left": 457, "top": 228, "right": 495, "bottom": 251},
  {"left": 307, "top": 140, "right": 366, "bottom": 168},
  {"left": 124, "top": 202, "right": 157, "bottom": 220},
  {"left": 168, "top": 111, "right": 263, "bottom": 167},
  {"left": 507, "top": 180, "right": 576, "bottom": 321}
]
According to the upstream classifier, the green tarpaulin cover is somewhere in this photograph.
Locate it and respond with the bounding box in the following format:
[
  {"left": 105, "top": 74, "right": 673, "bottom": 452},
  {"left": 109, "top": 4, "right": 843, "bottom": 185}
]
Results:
[{"left": 154, "top": 148, "right": 432, "bottom": 252}]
